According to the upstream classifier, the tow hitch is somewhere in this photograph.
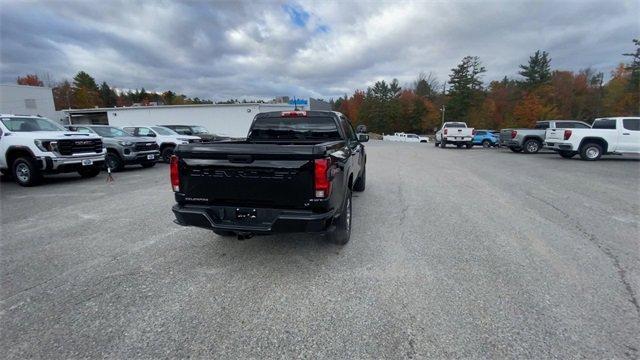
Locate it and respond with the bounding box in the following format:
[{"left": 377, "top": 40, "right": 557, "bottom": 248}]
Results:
[{"left": 237, "top": 232, "right": 255, "bottom": 240}]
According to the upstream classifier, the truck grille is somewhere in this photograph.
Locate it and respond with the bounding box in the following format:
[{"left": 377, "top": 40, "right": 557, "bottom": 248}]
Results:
[
  {"left": 134, "top": 142, "right": 159, "bottom": 151},
  {"left": 58, "top": 139, "right": 103, "bottom": 155}
]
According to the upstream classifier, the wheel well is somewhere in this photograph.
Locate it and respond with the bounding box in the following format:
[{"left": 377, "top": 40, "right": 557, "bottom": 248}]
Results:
[
  {"left": 348, "top": 173, "right": 354, "bottom": 190},
  {"left": 160, "top": 143, "right": 176, "bottom": 151},
  {"left": 522, "top": 136, "right": 543, "bottom": 144},
  {"left": 420, "top": 140, "right": 427, "bottom": 143},
  {"left": 6, "top": 147, "right": 35, "bottom": 168},
  {"left": 106, "top": 148, "right": 121, "bottom": 156},
  {"left": 579, "top": 137, "right": 608, "bottom": 153}
]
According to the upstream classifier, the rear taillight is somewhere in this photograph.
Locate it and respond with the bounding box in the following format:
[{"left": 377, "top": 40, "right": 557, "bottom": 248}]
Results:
[
  {"left": 511, "top": 130, "right": 518, "bottom": 139},
  {"left": 281, "top": 111, "right": 307, "bottom": 117},
  {"left": 444, "top": 128, "right": 448, "bottom": 135},
  {"left": 170, "top": 155, "right": 179, "bottom": 192},
  {"left": 564, "top": 129, "right": 572, "bottom": 140},
  {"left": 314, "top": 158, "right": 331, "bottom": 198}
]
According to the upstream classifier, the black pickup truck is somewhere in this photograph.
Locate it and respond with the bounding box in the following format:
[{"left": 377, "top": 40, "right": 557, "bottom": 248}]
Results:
[{"left": 171, "top": 110, "right": 368, "bottom": 244}]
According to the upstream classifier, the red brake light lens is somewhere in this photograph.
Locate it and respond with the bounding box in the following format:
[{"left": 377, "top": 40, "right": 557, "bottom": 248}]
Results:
[
  {"left": 511, "top": 130, "right": 518, "bottom": 139},
  {"left": 564, "top": 129, "right": 572, "bottom": 140},
  {"left": 281, "top": 111, "right": 307, "bottom": 117},
  {"left": 314, "top": 158, "right": 331, "bottom": 198},
  {"left": 170, "top": 155, "right": 179, "bottom": 192},
  {"left": 444, "top": 128, "right": 448, "bottom": 135}
]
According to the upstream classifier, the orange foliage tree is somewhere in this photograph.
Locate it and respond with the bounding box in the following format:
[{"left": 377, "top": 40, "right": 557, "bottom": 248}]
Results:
[{"left": 17, "top": 74, "right": 43, "bottom": 86}]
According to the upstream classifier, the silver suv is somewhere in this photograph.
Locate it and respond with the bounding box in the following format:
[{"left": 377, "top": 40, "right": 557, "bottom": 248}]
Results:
[{"left": 66, "top": 125, "right": 160, "bottom": 171}]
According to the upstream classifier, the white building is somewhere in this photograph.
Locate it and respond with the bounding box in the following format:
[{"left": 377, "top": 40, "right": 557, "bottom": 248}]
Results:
[
  {"left": 0, "top": 84, "right": 63, "bottom": 122},
  {"left": 64, "top": 98, "right": 331, "bottom": 138}
]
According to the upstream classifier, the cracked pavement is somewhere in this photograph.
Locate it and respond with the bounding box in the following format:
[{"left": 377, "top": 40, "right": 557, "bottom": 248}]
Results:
[{"left": 1, "top": 141, "right": 639, "bottom": 358}]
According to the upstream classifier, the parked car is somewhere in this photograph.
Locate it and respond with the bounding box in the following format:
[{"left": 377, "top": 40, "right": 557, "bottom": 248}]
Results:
[
  {"left": 499, "top": 120, "right": 590, "bottom": 154},
  {"left": 473, "top": 130, "right": 499, "bottom": 148},
  {"left": 544, "top": 117, "right": 640, "bottom": 160},
  {"left": 435, "top": 122, "right": 474, "bottom": 148},
  {"left": 0, "top": 114, "right": 105, "bottom": 186},
  {"left": 383, "top": 132, "right": 428, "bottom": 143},
  {"left": 160, "top": 125, "right": 230, "bottom": 143},
  {"left": 66, "top": 125, "right": 160, "bottom": 171},
  {"left": 171, "top": 110, "right": 367, "bottom": 244},
  {"left": 121, "top": 126, "right": 200, "bottom": 162}
]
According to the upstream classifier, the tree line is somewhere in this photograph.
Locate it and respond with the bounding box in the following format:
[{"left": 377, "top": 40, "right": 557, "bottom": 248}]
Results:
[
  {"left": 16, "top": 71, "right": 217, "bottom": 110},
  {"left": 334, "top": 39, "right": 639, "bottom": 133}
]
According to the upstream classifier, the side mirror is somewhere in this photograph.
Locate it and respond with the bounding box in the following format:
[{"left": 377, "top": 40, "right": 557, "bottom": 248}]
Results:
[{"left": 358, "top": 134, "right": 369, "bottom": 142}]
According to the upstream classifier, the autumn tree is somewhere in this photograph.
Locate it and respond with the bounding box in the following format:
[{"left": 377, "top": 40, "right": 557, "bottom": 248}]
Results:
[
  {"left": 519, "top": 50, "right": 551, "bottom": 88},
  {"left": 17, "top": 74, "right": 44, "bottom": 86},
  {"left": 447, "top": 56, "right": 486, "bottom": 120},
  {"left": 72, "top": 71, "right": 100, "bottom": 108},
  {"left": 52, "top": 80, "right": 73, "bottom": 110}
]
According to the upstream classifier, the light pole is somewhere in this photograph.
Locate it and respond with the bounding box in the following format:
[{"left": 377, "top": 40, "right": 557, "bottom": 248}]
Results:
[{"left": 441, "top": 105, "right": 445, "bottom": 127}]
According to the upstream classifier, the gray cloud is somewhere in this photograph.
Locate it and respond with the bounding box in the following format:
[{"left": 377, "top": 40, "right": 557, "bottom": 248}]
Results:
[{"left": 1, "top": 0, "right": 637, "bottom": 101}]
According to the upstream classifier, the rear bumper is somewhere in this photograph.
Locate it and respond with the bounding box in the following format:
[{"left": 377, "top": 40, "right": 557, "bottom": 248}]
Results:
[
  {"left": 544, "top": 142, "right": 574, "bottom": 151},
  {"left": 172, "top": 204, "right": 336, "bottom": 234},
  {"left": 500, "top": 140, "right": 519, "bottom": 147},
  {"left": 444, "top": 136, "right": 472, "bottom": 142}
]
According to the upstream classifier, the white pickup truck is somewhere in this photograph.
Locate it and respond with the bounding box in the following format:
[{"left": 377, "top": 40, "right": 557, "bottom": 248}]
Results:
[
  {"left": 544, "top": 117, "right": 640, "bottom": 160},
  {"left": 435, "top": 122, "right": 474, "bottom": 148},
  {"left": 382, "top": 132, "right": 429, "bottom": 143}
]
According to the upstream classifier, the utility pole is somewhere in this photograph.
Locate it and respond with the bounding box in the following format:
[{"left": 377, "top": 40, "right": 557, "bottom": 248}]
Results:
[{"left": 441, "top": 105, "right": 446, "bottom": 127}]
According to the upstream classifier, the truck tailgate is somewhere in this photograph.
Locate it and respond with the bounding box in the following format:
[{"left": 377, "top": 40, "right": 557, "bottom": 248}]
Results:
[
  {"left": 545, "top": 128, "right": 564, "bottom": 142},
  {"left": 175, "top": 143, "right": 328, "bottom": 209}
]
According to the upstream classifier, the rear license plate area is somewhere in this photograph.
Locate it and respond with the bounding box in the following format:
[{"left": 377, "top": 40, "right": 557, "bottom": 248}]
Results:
[{"left": 81, "top": 159, "right": 93, "bottom": 166}]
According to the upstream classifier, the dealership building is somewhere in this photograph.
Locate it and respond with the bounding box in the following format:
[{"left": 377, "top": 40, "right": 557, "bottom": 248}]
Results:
[
  {"left": 0, "top": 84, "right": 65, "bottom": 122},
  {"left": 64, "top": 98, "right": 331, "bottom": 138}
]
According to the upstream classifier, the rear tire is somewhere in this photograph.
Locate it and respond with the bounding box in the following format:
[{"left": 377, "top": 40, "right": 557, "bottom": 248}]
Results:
[
  {"left": 579, "top": 142, "right": 603, "bottom": 161},
  {"left": 440, "top": 141, "right": 446, "bottom": 148},
  {"left": 523, "top": 139, "right": 542, "bottom": 154},
  {"left": 78, "top": 167, "right": 101, "bottom": 178},
  {"left": 434, "top": 141, "right": 439, "bottom": 147},
  {"left": 12, "top": 157, "right": 41, "bottom": 187},
  {"left": 509, "top": 146, "right": 522, "bottom": 153},
  {"left": 213, "top": 230, "right": 235, "bottom": 237},
  {"left": 327, "top": 189, "right": 352, "bottom": 245},
  {"left": 466, "top": 143, "right": 473, "bottom": 149},
  {"left": 353, "top": 166, "right": 366, "bottom": 192},
  {"left": 482, "top": 140, "right": 491, "bottom": 148},
  {"left": 559, "top": 150, "right": 577, "bottom": 159}
]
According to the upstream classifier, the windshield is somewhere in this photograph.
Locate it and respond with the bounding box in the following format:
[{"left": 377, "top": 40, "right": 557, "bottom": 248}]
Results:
[
  {"left": 192, "top": 126, "right": 209, "bottom": 134},
  {"left": 249, "top": 116, "right": 341, "bottom": 141},
  {"left": 151, "top": 126, "right": 178, "bottom": 135},
  {"left": 91, "top": 126, "right": 130, "bottom": 138},
  {"left": 1, "top": 117, "right": 66, "bottom": 132}
]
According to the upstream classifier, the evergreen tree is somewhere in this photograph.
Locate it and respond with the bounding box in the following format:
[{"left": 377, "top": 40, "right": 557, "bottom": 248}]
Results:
[
  {"left": 447, "top": 56, "right": 486, "bottom": 120},
  {"left": 73, "top": 71, "right": 99, "bottom": 91},
  {"left": 623, "top": 39, "right": 640, "bottom": 92},
  {"left": 519, "top": 50, "right": 552, "bottom": 87},
  {"left": 99, "top": 81, "right": 117, "bottom": 107}
]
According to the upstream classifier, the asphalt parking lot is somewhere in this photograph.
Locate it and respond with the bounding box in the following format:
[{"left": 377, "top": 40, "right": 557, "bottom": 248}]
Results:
[{"left": 1, "top": 141, "right": 639, "bottom": 358}]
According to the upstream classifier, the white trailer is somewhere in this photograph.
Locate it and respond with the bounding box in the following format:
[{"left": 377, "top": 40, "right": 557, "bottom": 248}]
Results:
[{"left": 65, "top": 103, "right": 297, "bottom": 138}]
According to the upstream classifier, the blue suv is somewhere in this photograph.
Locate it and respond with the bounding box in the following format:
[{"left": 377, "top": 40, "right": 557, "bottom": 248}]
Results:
[{"left": 473, "top": 130, "right": 499, "bottom": 148}]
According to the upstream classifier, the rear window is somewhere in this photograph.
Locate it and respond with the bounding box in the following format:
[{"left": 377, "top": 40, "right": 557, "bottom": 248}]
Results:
[
  {"left": 534, "top": 122, "right": 549, "bottom": 129},
  {"left": 445, "top": 123, "right": 466, "bottom": 128},
  {"left": 623, "top": 119, "right": 640, "bottom": 131},
  {"left": 248, "top": 116, "right": 341, "bottom": 141},
  {"left": 592, "top": 119, "right": 617, "bottom": 129}
]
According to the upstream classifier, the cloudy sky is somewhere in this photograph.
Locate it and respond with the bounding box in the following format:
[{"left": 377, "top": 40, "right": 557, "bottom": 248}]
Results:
[{"left": 1, "top": 0, "right": 638, "bottom": 101}]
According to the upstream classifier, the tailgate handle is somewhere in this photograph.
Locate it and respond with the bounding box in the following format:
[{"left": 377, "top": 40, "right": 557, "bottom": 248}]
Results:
[{"left": 228, "top": 155, "right": 253, "bottom": 163}]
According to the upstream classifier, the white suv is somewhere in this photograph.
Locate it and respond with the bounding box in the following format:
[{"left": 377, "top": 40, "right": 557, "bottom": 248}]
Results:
[
  {"left": 0, "top": 114, "right": 106, "bottom": 186},
  {"left": 122, "top": 126, "right": 200, "bottom": 162}
]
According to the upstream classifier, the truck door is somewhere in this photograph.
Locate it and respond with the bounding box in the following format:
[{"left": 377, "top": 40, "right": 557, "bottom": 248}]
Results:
[{"left": 619, "top": 118, "right": 640, "bottom": 152}]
